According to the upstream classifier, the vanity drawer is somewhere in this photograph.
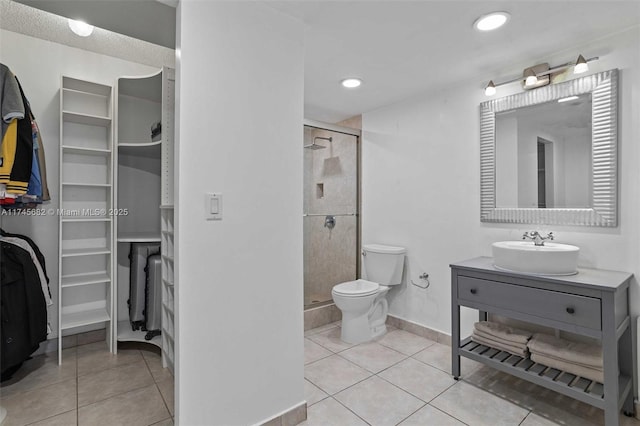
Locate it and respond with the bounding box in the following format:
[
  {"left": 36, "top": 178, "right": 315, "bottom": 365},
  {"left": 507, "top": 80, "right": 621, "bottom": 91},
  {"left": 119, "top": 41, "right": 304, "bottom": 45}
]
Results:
[{"left": 458, "top": 276, "right": 601, "bottom": 330}]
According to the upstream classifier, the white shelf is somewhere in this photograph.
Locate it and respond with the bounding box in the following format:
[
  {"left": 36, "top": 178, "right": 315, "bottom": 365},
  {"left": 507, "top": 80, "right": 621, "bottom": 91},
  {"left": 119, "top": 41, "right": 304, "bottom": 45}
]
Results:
[
  {"left": 62, "top": 146, "right": 111, "bottom": 156},
  {"left": 59, "top": 75, "right": 114, "bottom": 366},
  {"left": 61, "top": 308, "right": 110, "bottom": 330},
  {"left": 63, "top": 111, "right": 111, "bottom": 127},
  {"left": 61, "top": 271, "right": 110, "bottom": 288},
  {"left": 61, "top": 247, "right": 111, "bottom": 258},
  {"left": 116, "top": 321, "right": 162, "bottom": 348},
  {"left": 61, "top": 217, "right": 111, "bottom": 223},
  {"left": 62, "top": 182, "right": 112, "bottom": 188},
  {"left": 62, "top": 76, "right": 111, "bottom": 97},
  {"left": 63, "top": 87, "right": 109, "bottom": 99},
  {"left": 117, "top": 232, "right": 161, "bottom": 242},
  {"left": 119, "top": 141, "right": 161, "bottom": 147},
  {"left": 119, "top": 72, "right": 162, "bottom": 102},
  {"left": 118, "top": 143, "right": 161, "bottom": 160}
]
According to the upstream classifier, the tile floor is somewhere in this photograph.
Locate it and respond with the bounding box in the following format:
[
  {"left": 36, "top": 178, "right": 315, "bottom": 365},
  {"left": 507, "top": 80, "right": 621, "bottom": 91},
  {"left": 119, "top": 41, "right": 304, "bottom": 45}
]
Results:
[
  {"left": 303, "top": 322, "right": 640, "bottom": 426},
  {"left": 3, "top": 324, "right": 640, "bottom": 426},
  {"left": 0, "top": 341, "right": 173, "bottom": 426}
]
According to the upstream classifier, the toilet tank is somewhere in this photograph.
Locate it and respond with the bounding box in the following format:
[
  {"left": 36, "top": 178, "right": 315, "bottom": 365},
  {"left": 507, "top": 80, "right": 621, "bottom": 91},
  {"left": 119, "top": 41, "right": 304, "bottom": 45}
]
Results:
[{"left": 362, "top": 244, "right": 406, "bottom": 286}]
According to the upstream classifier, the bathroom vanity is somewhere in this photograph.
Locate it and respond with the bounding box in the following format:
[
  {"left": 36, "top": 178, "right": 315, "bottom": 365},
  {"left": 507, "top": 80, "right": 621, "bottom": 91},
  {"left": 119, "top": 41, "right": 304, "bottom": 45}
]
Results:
[{"left": 451, "top": 257, "right": 633, "bottom": 426}]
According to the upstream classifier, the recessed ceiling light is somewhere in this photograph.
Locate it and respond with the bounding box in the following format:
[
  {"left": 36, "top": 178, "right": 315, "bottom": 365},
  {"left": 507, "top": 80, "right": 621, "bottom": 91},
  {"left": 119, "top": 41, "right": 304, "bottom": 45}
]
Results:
[
  {"left": 68, "top": 19, "right": 94, "bottom": 37},
  {"left": 473, "top": 12, "right": 510, "bottom": 31},
  {"left": 341, "top": 78, "right": 362, "bottom": 88}
]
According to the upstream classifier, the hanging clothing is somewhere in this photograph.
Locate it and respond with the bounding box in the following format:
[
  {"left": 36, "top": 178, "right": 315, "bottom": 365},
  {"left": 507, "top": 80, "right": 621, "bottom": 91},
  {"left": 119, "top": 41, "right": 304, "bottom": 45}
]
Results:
[
  {"left": 32, "top": 117, "right": 50, "bottom": 201},
  {"left": 0, "top": 120, "right": 18, "bottom": 181},
  {"left": 4, "top": 77, "right": 34, "bottom": 195},
  {"left": 0, "top": 228, "right": 50, "bottom": 284},
  {"left": 0, "top": 64, "right": 24, "bottom": 139},
  {"left": 0, "top": 65, "right": 49, "bottom": 201},
  {"left": 1, "top": 241, "right": 48, "bottom": 377},
  {"left": 1, "top": 237, "right": 51, "bottom": 306}
]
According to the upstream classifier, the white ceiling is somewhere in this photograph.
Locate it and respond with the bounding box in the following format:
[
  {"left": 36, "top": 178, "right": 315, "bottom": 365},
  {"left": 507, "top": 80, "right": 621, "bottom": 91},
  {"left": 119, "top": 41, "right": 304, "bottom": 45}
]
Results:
[
  {"left": 268, "top": 1, "right": 640, "bottom": 122},
  {"left": 12, "top": 1, "right": 640, "bottom": 123},
  {"left": 14, "top": 0, "right": 176, "bottom": 48}
]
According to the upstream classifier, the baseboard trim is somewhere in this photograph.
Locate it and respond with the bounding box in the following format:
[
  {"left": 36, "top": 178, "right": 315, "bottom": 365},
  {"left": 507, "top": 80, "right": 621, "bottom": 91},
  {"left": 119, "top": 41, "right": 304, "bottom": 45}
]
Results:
[
  {"left": 304, "top": 303, "right": 341, "bottom": 331},
  {"left": 258, "top": 401, "right": 307, "bottom": 426},
  {"left": 32, "top": 328, "right": 107, "bottom": 356},
  {"left": 386, "top": 314, "right": 451, "bottom": 346}
]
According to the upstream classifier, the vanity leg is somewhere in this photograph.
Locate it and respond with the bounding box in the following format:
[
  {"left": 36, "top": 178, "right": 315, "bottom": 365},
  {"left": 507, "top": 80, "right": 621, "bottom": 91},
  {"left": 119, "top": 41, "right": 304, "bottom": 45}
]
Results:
[
  {"left": 479, "top": 310, "right": 487, "bottom": 322},
  {"left": 602, "top": 293, "right": 621, "bottom": 426},
  {"left": 619, "top": 323, "right": 634, "bottom": 417},
  {"left": 451, "top": 270, "right": 461, "bottom": 379}
]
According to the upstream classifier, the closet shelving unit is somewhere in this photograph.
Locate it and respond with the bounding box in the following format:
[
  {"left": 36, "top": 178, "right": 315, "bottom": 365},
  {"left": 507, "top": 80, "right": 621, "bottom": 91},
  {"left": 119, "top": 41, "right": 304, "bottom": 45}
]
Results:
[
  {"left": 58, "top": 76, "right": 114, "bottom": 364},
  {"left": 113, "top": 68, "right": 175, "bottom": 372}
]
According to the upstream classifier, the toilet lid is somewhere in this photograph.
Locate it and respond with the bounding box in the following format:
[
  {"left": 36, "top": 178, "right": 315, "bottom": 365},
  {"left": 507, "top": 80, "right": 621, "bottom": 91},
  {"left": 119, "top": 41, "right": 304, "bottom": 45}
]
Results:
[{"left": 333, "top": 279, "right": 379, "bottom": 297}]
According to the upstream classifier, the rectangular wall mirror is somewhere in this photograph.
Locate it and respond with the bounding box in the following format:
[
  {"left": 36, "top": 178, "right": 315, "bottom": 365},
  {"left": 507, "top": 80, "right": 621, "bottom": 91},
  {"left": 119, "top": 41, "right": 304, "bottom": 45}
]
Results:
[{"left": 480, "top": 69, "right": 618, "bottom": 226}]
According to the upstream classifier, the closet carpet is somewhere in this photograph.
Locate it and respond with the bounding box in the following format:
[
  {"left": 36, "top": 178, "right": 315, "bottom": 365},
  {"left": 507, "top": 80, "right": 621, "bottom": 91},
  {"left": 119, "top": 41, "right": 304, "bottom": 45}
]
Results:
[{"left": 0, "top": 341, "right": 173, "bottom": 426}]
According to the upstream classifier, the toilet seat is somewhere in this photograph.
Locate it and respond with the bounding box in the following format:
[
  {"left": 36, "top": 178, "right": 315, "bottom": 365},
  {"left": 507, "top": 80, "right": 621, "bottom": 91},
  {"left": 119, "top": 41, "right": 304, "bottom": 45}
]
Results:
[{"left": 332, "top": 279, "right": 379, "bottom": 297}]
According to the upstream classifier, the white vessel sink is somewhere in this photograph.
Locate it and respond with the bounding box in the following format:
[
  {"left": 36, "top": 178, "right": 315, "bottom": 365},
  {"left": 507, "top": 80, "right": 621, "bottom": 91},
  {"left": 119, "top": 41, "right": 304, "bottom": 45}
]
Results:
[{"left": 492, "top": 241, "right": 579, "bottom": 276}]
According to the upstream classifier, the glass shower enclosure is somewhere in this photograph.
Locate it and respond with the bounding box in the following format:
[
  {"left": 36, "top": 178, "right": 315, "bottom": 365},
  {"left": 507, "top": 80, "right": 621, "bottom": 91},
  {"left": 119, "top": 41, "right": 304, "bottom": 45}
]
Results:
[{"left": 303, "top": 123, "right": 359, "bottom": 309}]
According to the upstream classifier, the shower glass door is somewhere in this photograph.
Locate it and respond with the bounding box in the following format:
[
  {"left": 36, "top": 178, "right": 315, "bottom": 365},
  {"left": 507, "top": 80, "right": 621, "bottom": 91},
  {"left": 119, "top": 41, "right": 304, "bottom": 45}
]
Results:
[{"left": 303, "top": 124, "right": 359, "bottom": 308}]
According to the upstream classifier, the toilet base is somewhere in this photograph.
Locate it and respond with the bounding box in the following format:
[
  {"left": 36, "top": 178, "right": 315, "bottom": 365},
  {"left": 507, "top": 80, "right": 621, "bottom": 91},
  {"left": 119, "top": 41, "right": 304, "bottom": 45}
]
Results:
[{"left": 340, "top": 309, "right": 388, "bottom": 344}]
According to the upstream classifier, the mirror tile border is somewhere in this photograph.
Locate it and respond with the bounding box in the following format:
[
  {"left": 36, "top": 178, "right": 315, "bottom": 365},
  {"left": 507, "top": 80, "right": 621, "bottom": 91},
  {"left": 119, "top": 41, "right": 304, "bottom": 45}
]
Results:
[{"left": 480, "top": 69, "right": 618, "bottom": 227}]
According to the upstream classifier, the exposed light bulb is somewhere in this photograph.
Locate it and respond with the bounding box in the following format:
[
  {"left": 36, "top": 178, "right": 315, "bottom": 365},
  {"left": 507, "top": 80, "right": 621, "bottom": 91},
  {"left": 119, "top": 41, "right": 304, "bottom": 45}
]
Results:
[
  {"left": 68, "top": 19, "right": 94, "bottom": 37},
  {"left": 341, "top": 78, "right": 362, "bottom": 88},
  {"left": 574, "top": 54, "right": 588, "bottom": 74},
  {"left": 484, "top": 81, "right": 496, "bottom": 96}
]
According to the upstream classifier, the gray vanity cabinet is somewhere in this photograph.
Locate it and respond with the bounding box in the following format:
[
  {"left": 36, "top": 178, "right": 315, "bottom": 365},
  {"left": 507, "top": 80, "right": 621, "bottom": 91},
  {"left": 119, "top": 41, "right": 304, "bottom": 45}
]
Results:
[{"left": 450, "top": 257, "right": 633, "bottom": 426}]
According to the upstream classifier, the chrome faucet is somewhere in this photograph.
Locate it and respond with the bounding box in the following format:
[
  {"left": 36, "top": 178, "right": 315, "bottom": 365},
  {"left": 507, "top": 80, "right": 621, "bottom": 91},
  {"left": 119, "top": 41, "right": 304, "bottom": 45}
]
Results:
[{"left": 522, "top": 231, "right": 554, "bottom": 246}]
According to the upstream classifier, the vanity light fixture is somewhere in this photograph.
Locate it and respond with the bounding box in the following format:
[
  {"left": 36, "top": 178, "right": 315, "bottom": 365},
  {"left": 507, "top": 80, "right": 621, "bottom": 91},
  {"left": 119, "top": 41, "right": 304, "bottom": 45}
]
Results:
[
  {"left": 484, "top": 80, "right": 496, "bottom": 96},
  {"left": 341, "top": 78, "right": 362, "bottom": 88},
  {"left": 473, "top": 12, "right": 510, "bottom": 31},
  {"left": 574, "top": 54, "right": 589, "bottom": 74},
  {"left": 524, "top": 68, "right": 538, "bottom": 87},
  {"left": 482, "top": 54, "right": 598, "bottom": 96},
  {"left": 68, "top": 19, "right": 94, "bottom": 37}
]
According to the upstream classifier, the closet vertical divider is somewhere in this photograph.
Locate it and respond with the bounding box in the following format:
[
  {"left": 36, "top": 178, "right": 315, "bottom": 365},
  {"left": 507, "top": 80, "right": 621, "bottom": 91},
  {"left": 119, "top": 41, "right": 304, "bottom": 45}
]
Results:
[
  {"left": 160, "top": 67, "right": 175, "bottom": 372},
  {"left": 58, "top": 76, "right": 115, "bottom": 365},
  {"left": 112, "top": 68, "right": 175, "bottom": 373}
]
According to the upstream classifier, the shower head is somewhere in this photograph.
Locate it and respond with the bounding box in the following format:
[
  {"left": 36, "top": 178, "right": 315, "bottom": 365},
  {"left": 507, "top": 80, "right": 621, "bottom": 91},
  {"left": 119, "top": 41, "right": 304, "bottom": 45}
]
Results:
[
  {"left": 304, "top": 143, "right": 326, "bottom": 150},
  {"left": 303, "top": 136, "right": 332, "bottom": 150}
]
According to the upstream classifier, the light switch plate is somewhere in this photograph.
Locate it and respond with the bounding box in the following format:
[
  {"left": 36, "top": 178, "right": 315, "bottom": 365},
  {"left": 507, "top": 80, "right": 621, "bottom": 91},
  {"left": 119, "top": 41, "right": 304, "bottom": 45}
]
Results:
[{"left": 205, "top": 192, "right": 222, "bottom": 220}]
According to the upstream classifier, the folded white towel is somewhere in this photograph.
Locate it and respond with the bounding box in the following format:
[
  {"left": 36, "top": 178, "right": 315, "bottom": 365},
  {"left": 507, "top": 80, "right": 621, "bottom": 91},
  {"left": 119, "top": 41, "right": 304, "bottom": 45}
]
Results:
[
  {"left": 528, "top": 333, "right": 602, "bottom": 369},
  {"left": 474, "top": 321, "right": 532, "bottom": 345},
  {"left": 473, "top": 329, "right": 529, "bottom": 348},
  {"left": 531, "top": 353, "right": 604, "bottom": 383},
  {"left": 471, "top": 332, "right": 529, "bottom": 358}
]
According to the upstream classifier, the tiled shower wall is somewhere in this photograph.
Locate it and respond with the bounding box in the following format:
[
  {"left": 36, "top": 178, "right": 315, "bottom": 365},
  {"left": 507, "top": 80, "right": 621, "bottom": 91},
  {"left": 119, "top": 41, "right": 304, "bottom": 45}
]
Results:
[{"left": 303, "top": 127, "right": 358, "bottom": 307}]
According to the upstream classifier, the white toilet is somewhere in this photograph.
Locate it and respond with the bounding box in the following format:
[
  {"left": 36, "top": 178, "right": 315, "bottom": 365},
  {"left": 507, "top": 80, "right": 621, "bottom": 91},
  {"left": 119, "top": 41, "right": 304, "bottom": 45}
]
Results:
[{"left": 332, "top": 244, "right": 406, "bottom": 344}]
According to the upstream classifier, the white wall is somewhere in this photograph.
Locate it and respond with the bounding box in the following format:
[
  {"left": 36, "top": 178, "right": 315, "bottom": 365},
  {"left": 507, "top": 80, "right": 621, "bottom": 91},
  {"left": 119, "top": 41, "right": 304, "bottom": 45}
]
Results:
[
  {"left": 175, "top": 2, "right": 304, "bottom": 425},
  {"left": 0, "top": 29, "right": 163, "bottom": 338},
  {"left": 362, "top": 27, "right": 640, "bottom": 344}
]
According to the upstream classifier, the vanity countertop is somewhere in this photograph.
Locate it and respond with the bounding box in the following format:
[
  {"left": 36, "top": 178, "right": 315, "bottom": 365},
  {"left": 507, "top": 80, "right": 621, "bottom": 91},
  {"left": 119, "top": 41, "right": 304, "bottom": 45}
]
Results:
[{"left": 450, "top": 256, "right": 632, "bottom": 291}]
